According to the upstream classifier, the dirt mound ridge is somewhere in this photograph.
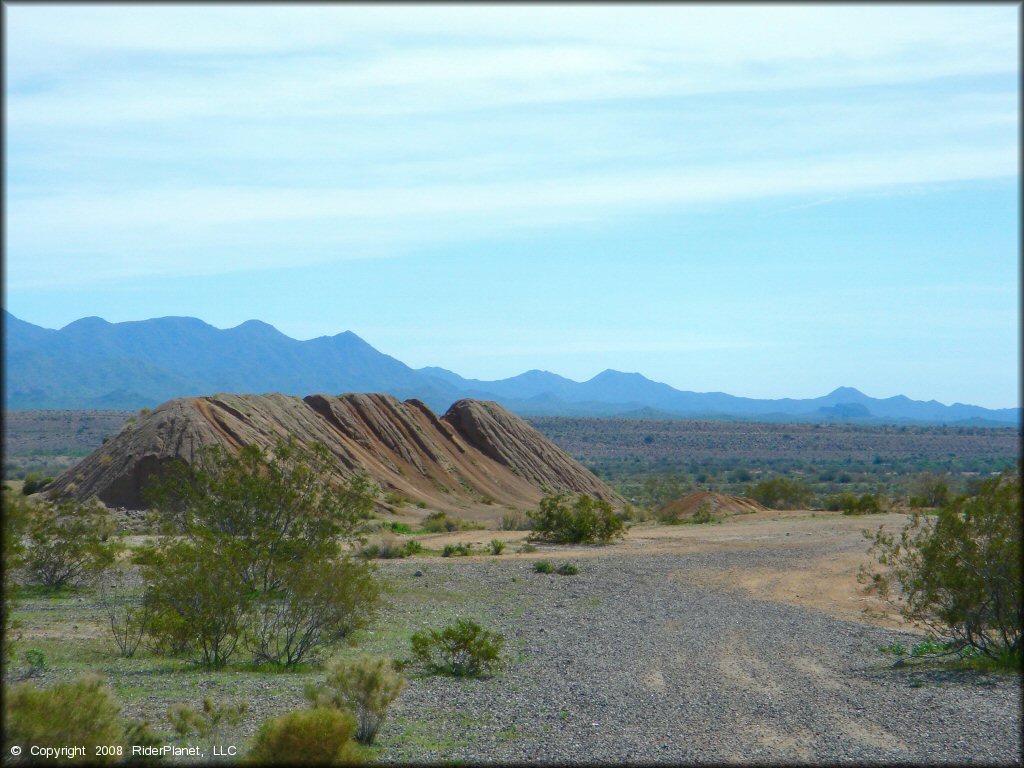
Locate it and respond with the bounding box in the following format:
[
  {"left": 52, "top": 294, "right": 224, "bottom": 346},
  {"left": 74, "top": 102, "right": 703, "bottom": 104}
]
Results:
[
  {"left": 45, "top": 393, "right": 623, "bottom": 514},
  {"left": 659, "top": 491, "right": 766, "bottom": 520}
]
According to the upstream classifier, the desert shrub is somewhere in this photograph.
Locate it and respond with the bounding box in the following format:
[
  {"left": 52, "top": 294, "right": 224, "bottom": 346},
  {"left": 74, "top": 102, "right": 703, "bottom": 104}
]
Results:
[
  {"left": 556, "top": 562, "right": 579, "bottom": 576},
  {"left": 907, "top": 473, "right": 951, "bottom": 509},
  {"left": 518, "top": 543, "right": 538, "bottom": 554},
  {"left": 528, "top": 494, "right": 625, "bottom": 545},
  {"left": 384, "top": 521, "right": 412, "bottom": 534},
  {"left": 841, "top": 493, "right": 886, "bottom": 515},
  {"left": 861, "top": 470, "right": 1021, "bottom": 659},
  {"left": 246, "top": 708, "right": 363, "bottom": 765},
  {"left": 306, "top": 656, "right": 404, "bottom": 745},
  {"left": 3, "top": 493, "right": 31, "bottom": 659},
  {"left": 362, "top": 534, "right": 421, "bottom": 560},
  {"left": 245, "top": 557, "right": 379, "bottom": 668},
  {"left": 420, "top": 511, "right": 480, "bottom": 533},
  {"left": 3, "top": 675, "right": 123, "bottom": 763},
  {"left": 691, "top": 501, "right": 714, "bottom": 524},
  {"left": 23, "top": 499, "right": 119, "bottom": 588},
  {"left": 169, "top": 697, "right": 248, "bottom": 743},
  {"left": 499, "top": 511, "right": 532, "bottom": 531},
  {"left": 410, "top": 618, "right": 505, "bottom": 677},
  {"left": 98, "top": 571, "right": 152, "bottom": 659},
  {"left": 383, "top": 491, "right": 408, "bottom": 508},
  {"left": 143, "top": 439, "right": 379, "bottom": 668},
  {"left": 747, "top": 477, "right": 813, "bottom": 509},
  {"left": 24, "top": 648, "right": 46, "bottom": 677},
  {"left": 489, "top": 539, "right": 505, "bottom": 555},
  {"left": 441, "top": 543, "right": 472, "bottom": 558},
  {"left": 129, "top": 542, "right": 164, "bottom": 566},
  {"left": 533, "top": 560, "right": 554, "bottom": 574},
  {"left": 144, "top": 541, "right": 250, "bottom": 668},
  {"left": 21, "top": 473, "right": 53, "bottom": 495}
]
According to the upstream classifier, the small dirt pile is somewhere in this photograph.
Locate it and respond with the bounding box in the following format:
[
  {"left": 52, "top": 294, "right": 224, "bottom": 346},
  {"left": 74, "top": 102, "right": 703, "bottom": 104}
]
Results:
[{"left": 658, "top": 491, "right": 766, "bottom": 522}]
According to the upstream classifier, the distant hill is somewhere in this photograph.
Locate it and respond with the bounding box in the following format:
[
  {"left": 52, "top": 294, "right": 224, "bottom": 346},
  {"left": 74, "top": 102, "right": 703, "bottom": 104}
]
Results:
[{"left": 4, "top": 311, "right": 1019, "bottom": 426}]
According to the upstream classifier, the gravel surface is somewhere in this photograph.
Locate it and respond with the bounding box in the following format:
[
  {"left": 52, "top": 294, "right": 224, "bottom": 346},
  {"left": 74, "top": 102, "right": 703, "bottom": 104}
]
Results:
[{"left": 371, "top": 550, "right": 1022, "bottom": 765}]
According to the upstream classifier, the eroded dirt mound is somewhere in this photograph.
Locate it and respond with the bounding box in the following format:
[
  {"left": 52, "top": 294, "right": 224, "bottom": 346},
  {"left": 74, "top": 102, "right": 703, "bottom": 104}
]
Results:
[
  {"left": 658, "top": 491, "right": 766, "bottom": 520},
  {"left": 46, "top": 393, "right": 623, "bottom": 513}
]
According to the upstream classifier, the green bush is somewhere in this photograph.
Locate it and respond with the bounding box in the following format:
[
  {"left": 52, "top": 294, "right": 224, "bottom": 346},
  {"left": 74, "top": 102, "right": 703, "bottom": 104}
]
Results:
[
  {"left": 23, "top": 499, "right": 119, "bottom": 588},
  {"left": 245, "top": 556, "right": 379, "bottom": 668},
  {"left": 306, "top": 656, "right": 404, "bottom": 745},
  {"left": 21, "top": 473, "right": 53, "bottom": 495},
  {"left": 841, "top": 493, "right": 885, "bottom": 515},
  {"left": 528, "top": 494, "right": 625, "bottom": 545},
  {"left": 410, "top": 618, "right": 505, "bottom": 677},
  {"left": 862, "top": 469, "right": 1021, "bottom": 659},
  {"left": 441, "top": 543, "right": 472, "bottom": 558},
  {"left": 246, "top": 708, "right": 363, "bottom": 765},
  {"left": 420, "top": 512, "right": 481, "bottom": 533},
  {"left": 143, "top": 440, "right": 380, "bottom": 668},
  {"left": 746, "top": 477, "right": 813, "bottom": 510},
  {"left": 499, "top": 511, "right": 532, "bottom": 531},
  {"left": 3, "top": 675, "right": 123, "bottom": 763},
  {"left": 362, "top": 534, "right": 421, "bottom": 559},
  {"left": 555, "top": 563, "right": 579, "bottom": 576},
  {"left": 169, "top": 697, "right": 248, "bottom": 742},
  {"left": 907, "top": 473, "right": 951, "bottom": 509},
  {"left": 489, "top": 539, "right": 505, "bottom": 555},
  {"left": 24, "top": 648, "right": 46, "bottom": 677},
  {"left": 533, "top": 560, "right": 554, "bottom": 574},
  {"left": 518, "top": 543, "right": 538, "bottom": 554},
  {"left": 144, "top": 542, "right": 249, "bottom": 668}
]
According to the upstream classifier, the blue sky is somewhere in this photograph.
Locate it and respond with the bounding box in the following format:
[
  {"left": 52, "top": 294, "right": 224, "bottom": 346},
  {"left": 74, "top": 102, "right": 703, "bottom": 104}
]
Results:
[{"left": 4, "top": 5, "right": 1019, "bottom": 408}]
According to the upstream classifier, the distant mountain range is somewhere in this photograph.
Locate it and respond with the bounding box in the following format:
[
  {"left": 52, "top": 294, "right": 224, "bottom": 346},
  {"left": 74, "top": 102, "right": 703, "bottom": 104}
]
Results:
[{"left": 3, "top": 311, "right": 1019, "bottom": 426}]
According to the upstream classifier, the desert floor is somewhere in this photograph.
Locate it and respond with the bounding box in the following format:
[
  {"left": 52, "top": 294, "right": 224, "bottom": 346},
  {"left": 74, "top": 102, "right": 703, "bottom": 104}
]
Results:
[{"left": 9, "top": 510, "right": 1021, "bottom": 764}]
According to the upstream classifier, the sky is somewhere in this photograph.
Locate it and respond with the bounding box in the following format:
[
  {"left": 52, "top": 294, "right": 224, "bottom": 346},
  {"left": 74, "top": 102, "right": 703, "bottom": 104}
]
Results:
[{"left": 4, "top": 4, "right": 1020, "bottom": 409}]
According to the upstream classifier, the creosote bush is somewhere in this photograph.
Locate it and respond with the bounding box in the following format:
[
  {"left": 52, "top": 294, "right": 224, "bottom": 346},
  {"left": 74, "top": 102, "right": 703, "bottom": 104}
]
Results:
[
  {"left": 533, "top": 560, "right": 554, "bottom": 574},
  {"left": 306, "top": 656, "right": 405, "bottom": 745},
  {"left": 21, "top": 473, "right": 53, "bottom": 495},
  {"left": 861, "top": 469, "right": 1021, "bottom": 660},
  {"left": 528, "top": 494, "right": 625, "bottom": 545},
  {"left": 246, "top": 708, "right": 363, "bottom": 765},
  {"left": 499, "top": 511, "right": 532, "bottom": 531},
  {"left": 3, "top": 674, "right": 160, "bottom": 762},
  {"left": 143, "top": 439, "right": 380, "bottom": 669},
  {"left": 23, "top": 499, "right": 119, "bottom": 588},
  {"left": 410, "top": 618, "right": 505, "bottom": 677},
  {"left": 746, "top": 477, "right": 813, "bottom": 510},
  {"left": 169, "top": 697, "right": 248, "bottom": 742},
  {"left": 420, "top": 511, "right": 482, "bottom": 533},
  {"left": 441, "top": 542, "right": 472, "bottom": 558},
  {"left": 489, "top": 539, "right": 505, "bottom": 555}
]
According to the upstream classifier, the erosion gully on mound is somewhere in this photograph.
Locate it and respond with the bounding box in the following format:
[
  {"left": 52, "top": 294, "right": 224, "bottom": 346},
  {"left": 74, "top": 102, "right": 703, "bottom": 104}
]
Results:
[{"left": 43, "top": 392, "right": 622, "bottom": 520}]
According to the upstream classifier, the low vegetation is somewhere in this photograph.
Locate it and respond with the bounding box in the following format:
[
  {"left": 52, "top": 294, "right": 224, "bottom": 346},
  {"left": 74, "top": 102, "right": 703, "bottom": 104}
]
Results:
[
  {"left": 862, "top": 469, "right": 1021, "bottom": 662},
  {"left": 528, "top": 493, "right": 625, "bottom": 545},
  {"left": 143, "top": 438, "right": 380, "bottom": 669},
  {"left": 247, "top": 708, "right": 365, "bottom": 765},
  {"left": 410, "top": 618, "right": 505, "bottom": 677},
  {"left": 306, "top": 656, "right": 405, "bottom": 745},
  {"left": 23, "top": 499, "right": 118, "bottom": 588}
]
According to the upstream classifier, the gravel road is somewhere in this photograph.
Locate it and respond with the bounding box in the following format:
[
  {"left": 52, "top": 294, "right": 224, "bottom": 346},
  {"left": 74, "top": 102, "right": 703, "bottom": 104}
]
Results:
[{"left": 372, "top": 549, "right": 1021, "bottom": 765}]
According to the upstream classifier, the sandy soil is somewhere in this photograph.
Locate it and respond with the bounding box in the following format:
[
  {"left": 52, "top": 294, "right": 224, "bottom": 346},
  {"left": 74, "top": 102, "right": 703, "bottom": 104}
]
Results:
[{"left": 422, "top": 508, "right": 918, "bottom": 631}]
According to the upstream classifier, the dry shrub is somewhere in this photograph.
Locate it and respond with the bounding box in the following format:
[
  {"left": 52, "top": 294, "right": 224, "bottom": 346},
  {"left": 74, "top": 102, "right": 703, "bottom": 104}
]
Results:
[
  {"left": 246, "top": 708, "right": 363, "bottom": 765},
  {"left": 306, "top": 656, "right": 404, "bottom": 745}
]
